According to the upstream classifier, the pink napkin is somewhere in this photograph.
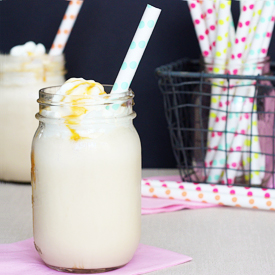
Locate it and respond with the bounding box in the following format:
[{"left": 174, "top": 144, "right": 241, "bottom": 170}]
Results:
[
  {"left": 141, "top": 196, "right": 219, "bottom": 214},
  {"left": 141, "top": 175, "right": 220, "bottom": 214},
  {"left": 0, "top": 239, "right": 192, "bottom": 275}
]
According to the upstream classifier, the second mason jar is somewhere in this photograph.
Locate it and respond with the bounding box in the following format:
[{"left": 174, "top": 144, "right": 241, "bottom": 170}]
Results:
[
  {"left": 31, "top": 84, "right": 141, "bottom": 273},
  {"left": 0, "top": 54, "right": 65, "bottom": 182}
]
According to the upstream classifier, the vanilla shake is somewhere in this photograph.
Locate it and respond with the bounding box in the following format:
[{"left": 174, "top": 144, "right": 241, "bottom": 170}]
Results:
[
  {"left": 0, "top": 42, "right": 65, "bottom": 182},
  {"left": 31, "top": 78, "right": 141, "bottom": 272}
]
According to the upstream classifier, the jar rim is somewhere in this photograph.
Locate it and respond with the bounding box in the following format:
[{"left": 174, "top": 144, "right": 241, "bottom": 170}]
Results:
[
  {"left": 36, "top": 84, "right": 135, "bottom": 123},
  {"left": 0, "top": 53, "right": 64, "bottom": 61},
  {"left": 38, "top": 84, "right": 134, "bottom": 106}
]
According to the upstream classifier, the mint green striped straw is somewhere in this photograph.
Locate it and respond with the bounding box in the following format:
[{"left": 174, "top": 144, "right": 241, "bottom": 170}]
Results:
[{"left": 111, "top": 4, "right": 161, "bottom": 94}]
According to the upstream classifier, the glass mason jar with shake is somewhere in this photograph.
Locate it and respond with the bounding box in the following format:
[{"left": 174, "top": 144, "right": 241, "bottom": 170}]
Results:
[
  {"left": 32, "top": 79, "right": 141, "bottom": 272},
  {"left": 0, "top": 42, "right": 65, "bottom": 182},
  {"left": 31, "top": 4, "right": 160, "bottom": 273}
]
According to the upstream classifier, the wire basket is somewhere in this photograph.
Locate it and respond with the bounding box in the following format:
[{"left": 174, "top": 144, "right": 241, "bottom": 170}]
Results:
[{"left": 156, "top": 58, "right": 275, "bottom": 189}]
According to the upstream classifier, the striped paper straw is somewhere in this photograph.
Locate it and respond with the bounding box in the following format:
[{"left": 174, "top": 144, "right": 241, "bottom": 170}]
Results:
[
  {"left": 187, "top": 0, "right": 212, "bottom": 58},
  {"left": 111, "top": 4, "right": 161, "bottom": 94},
  {"left": 49, "top": 0, "right": 83, "bottom": 56},
  {"left": 141, "top": 179, "right": 275, "bottom": 210},
  {"left": 206, "top": 1, "right": 256, "bottom": 183},
  {"left": 221, "top": 1, "right": 275, "bottom": 185}
]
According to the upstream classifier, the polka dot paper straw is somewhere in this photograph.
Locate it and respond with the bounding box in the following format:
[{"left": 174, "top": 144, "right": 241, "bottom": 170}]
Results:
[
  {"left": 202, "top": 0, "right": 217, "bottom": 55},
  {"left": 228, "top": 12, "right": 235, "bottom": 59},
  {"left": 141, "top": 179, "right": 275, "bottom": 211},
  {"left": 206, "top": 1, "right": 256, "bottom": 183},
  {"left": 111, "top": 4, "right": 161, "bottom": 93},
  {"left": 258, "top": 9, "right": 275, "bottom": 59},
  {"left": 49, "top": 0, "right": 83, "bottom": 56},
  {"left": 222, "top": 2, "right": 275, "bottom": 185},
  {"left": 243, "top": 0, "right": 265, "bottom": 61},
  {"left": 208, "top": 10, "right": 234, "bottom": 131},
  {"left": 187, "top": 0, "right": 212, "bottom": 58},
  {"left": 246, "top": 1, "right": 275, "bottom": 61},
  {"left": 205, "top": 0, "right": 232, "bottom": 175},
  {"left": 206, "top": 2, "right": 235, "bottom": 155},
  {"left": 242, "top": 108, "right": 265, "bottom": 183}
]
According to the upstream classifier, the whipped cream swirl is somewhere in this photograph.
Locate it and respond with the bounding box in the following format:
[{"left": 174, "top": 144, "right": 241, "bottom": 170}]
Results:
[
  {"left": 40, "top": 78, "right": 133, "bottom": 140},
  {"left": 10, "top": 41, "right": 46, "bottom": 57}
]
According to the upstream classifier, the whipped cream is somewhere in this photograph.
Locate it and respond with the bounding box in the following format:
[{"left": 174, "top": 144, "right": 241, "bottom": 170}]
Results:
[
  {"left": 40, "top": 78, "right": 133, "bottom": 141},
  {"left": 56, "top": 78, "right": 105, "bottom": 96},
  {"left": 10, "top": 41, "right": 46, "bottom": 57}
]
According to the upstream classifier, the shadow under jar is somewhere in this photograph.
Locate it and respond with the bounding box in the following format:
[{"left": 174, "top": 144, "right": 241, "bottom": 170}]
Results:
[{"left": 31, "top": 85, "right": 141, "bottom": 273}]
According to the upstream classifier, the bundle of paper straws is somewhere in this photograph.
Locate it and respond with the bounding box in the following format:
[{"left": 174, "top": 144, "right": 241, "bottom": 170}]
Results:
[{"left": 187, "top": 0, "right": 275, "bottom": 186}]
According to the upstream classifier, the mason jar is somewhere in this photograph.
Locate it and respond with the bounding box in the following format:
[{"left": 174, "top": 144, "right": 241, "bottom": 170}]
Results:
[
  {"left": 31, "top": 85, "right": 141, "bottom": 273},
  {"left": 0, "top": 54, "right": 65, "bottom": 182}
]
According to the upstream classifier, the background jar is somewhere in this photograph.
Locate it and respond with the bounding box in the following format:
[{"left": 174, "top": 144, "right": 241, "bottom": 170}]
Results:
[
  {"left": 31, "top": 85, "right": 141, "bottom": 273},
  {"left": 0, "top": 54, "right": 65, "bottom": 182}
]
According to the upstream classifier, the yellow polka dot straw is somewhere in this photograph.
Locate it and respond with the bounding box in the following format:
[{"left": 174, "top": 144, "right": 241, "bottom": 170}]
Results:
[
  {"left": 228, "top": 12, "right": 235, "bottom": 59},
  {"left": 206, "top": 1, "right": 256, "bottom": 184},
  {"left": 204, "top": 1, "right": 235, "bottom": 158},
  {"left": 141, "top": 179, "right": 275, "bottom": 211},
  {"left": 111, "top": 4, "right": 161, "bottom": 94},
  {"left": 204, "top": 0, "right": 232, "bottom": 177},
  {"left": 49, "top": 0, "right": 84, "bottom": 56}
]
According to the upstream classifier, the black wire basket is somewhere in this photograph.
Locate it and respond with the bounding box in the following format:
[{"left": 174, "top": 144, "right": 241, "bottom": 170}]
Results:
[{"left": 156, "top": 58, "right": 275, "bottom": 189}]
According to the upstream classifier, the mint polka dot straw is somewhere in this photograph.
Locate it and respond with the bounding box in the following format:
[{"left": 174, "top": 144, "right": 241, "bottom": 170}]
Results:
[
  {"left": 243, "top": 1, "right": 265, "bottom": 61},
  {"left": 111, "top": 5, "right": 161, "bottom": 94},
  {"left": 49, "top": 0, "right": 83, "bottom": 56}
]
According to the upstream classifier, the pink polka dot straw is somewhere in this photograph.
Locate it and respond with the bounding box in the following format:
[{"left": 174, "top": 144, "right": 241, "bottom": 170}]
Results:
[
  {"left": 187, "top": 0, "right": 212, "bottom": 58},
  {"left": 202, "top": 0, "right": 217, "bottom": 56},
  {"left": 49, "top": 0, "right": 84, "bottom": 56},
  {"left": 141, "top": 179, "right": 275, "bottom": 210}
]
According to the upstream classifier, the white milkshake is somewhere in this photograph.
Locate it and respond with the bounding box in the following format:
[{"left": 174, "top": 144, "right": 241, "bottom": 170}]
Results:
[
  {"left": 32, "top": 79, "right": 141, "bottom": 272},
  {"left": 0, "top": 42, "right": 65, "bottom": 182}
]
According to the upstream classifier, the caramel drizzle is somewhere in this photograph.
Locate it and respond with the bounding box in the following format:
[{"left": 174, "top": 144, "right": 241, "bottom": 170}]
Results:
[
  {"left": 63, "top": 81, "right": 106, "bottom": 140},
  {"left": 31, "top": 150, "right": 36, "bottom": 189}
]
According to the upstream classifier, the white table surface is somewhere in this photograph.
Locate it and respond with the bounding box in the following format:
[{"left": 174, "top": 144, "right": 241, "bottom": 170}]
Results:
[{"left": 1, "top": 169, "right": 275, "bottom": 275}]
